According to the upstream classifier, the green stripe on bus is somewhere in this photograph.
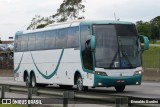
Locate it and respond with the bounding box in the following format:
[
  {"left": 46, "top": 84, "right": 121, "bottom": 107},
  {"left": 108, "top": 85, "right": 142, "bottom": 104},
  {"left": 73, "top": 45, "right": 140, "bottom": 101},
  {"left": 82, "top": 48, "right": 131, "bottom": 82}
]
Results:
[
  {"left": 14, "top": 49, "right": 64, "bottom": 80},
  {"left": 14, "top": 53, "right": 24, "bottom": 73},
  {"left": 30, "top": 49, "right": 64, "bottom": 79}
]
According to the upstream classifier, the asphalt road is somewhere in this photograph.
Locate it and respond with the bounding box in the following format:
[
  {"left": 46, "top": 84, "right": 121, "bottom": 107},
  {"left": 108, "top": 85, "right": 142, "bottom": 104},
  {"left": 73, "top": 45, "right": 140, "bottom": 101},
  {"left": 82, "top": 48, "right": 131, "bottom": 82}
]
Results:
[{"left": 0, "top": 77, "right": 160, "bottom": 98}]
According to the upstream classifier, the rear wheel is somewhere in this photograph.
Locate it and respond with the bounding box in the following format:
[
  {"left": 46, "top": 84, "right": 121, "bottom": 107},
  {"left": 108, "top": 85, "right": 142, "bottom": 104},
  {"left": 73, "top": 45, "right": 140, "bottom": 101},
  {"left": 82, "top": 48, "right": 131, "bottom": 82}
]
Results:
[
  {"left": 25, "top": 75, "right": 31, "bottom": 87},
  {"left": 31, "top": 74, "right": 37, "bottom": 87},
  {"left": 76, "top": 75, "right": 88, "bottom": 91},
  {"left": 115, "top": 85, "right": 125, "bottom": 92}
]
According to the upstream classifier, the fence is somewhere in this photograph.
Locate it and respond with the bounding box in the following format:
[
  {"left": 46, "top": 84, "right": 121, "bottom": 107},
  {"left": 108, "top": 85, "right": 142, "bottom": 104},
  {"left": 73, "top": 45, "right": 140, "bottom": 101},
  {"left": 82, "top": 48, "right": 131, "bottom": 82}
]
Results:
[
  {"left": 0, "top": 51, "right": 13, "bottom": 69},
  {"left": 0, "top": 84, "right": 159, "bottom": 107}
]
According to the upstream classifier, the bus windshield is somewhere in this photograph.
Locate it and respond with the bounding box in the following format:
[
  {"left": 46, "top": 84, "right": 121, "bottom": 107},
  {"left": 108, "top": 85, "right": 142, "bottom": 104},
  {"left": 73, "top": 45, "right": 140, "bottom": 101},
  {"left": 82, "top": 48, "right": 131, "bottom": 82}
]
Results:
[{"left": 93, "top": 24, "right": 141, "bottom": 69}]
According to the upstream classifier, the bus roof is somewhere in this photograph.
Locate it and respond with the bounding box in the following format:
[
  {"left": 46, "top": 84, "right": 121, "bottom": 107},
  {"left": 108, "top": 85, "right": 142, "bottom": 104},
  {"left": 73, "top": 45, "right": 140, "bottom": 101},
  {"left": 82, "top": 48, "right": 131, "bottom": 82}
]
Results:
[{"left": 15, "top": 20, "right": 134, "bottom": 35}]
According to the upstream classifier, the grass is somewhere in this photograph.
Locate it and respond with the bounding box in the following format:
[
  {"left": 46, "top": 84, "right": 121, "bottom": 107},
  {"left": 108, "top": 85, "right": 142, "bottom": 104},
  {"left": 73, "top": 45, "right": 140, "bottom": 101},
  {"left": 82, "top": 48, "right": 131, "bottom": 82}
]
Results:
[
  {"left": 0, "top": 105, "right": 25, "bottom": 107},
  {"left": 142, "top": 46, "right": 160, "bottom": 68}
]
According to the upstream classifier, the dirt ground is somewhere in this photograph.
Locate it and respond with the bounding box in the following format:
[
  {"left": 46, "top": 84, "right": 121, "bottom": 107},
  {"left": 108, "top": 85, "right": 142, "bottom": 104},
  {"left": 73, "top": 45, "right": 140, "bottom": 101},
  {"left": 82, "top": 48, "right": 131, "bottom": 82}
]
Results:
[{"left": 0, "top": 69, "right": 14, "bottom": 77}]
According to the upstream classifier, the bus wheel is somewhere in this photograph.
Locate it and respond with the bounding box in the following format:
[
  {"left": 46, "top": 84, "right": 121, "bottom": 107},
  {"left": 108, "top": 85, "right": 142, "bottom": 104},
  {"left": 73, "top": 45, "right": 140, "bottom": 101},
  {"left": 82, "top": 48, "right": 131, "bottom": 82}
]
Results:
[
  {"left": 76, "top": 75, "right": 88, "bottom": 91},
  {"left": 25, "top": 75, "right": 31, "bottom": 87},
  {"left": 31, "top": 74, "right": 37, "bottom": 87},
  {"left": 115, "top": 85, "right": 125, "bottom": 92}
]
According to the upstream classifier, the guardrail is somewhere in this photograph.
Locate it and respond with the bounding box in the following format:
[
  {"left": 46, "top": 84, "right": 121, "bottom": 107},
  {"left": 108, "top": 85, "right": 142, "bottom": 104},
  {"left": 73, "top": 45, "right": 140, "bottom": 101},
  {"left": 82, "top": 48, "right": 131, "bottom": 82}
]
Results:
[{"left": 0, "top": 84, "right": 159, "bottom": 107}]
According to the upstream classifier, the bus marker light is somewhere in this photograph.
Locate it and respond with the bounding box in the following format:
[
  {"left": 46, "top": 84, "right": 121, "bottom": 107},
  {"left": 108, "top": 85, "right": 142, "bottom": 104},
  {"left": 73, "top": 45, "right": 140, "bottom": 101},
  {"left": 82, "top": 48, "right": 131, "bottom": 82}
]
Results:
[{"left": 98, "top": 83, "right": 102, "bottom": 85}]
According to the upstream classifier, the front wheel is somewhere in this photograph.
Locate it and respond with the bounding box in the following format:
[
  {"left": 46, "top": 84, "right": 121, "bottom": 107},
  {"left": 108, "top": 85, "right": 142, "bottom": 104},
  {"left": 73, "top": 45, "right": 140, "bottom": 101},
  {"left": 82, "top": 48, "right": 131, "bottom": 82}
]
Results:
[
  {"left": 76, "top": 75, "right": 88, "bottom": 91},
  {"left": 115, "top": 85, "right": 125, "bottom": 92}
]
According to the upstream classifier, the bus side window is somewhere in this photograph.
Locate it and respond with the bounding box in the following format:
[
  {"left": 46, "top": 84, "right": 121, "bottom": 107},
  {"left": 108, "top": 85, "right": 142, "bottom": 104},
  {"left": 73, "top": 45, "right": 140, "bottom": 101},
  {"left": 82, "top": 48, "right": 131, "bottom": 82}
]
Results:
[
  {"left": 56, "top": 28, "right": 67, "bottom": 49},
  {"left": 28, "top": 34, "right": 36, "bottom": 51},
  {"left": 45, "top": 30, "right": 56, "bottom": 49},
  {"left": 21, "top": 34, "right": 28, "bottom": 52},
  {"left": 67, "top": 27, "right": 79, "bottom": 48},
  {"left": 14, "top": 36, "right": 18, "bottom": 52},
  {"left": 16, "top": 35, "right": 22, "bottom": 52},
  {"left": 35, "top": 32, "right": 45, "bottom": 50}
]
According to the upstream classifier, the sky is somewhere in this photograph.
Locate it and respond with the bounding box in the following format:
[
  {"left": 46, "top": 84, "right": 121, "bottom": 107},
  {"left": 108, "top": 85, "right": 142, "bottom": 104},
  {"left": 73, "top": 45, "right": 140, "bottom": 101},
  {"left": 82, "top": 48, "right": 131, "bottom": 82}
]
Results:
[{"left": 0, "top": 0, "right": 160, "bottom": 40}]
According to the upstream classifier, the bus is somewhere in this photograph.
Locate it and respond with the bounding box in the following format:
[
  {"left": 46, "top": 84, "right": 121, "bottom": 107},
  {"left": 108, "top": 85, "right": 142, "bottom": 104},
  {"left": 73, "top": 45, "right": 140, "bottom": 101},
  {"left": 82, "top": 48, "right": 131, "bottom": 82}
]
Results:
[{"left": 14, "top": 20, "right": 149, "bottom": 92}]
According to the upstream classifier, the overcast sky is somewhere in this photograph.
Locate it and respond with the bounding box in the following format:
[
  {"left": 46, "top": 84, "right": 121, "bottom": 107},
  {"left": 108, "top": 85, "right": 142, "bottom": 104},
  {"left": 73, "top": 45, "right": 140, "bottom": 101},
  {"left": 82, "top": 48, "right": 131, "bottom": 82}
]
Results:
[{"left": 0, "top": 0, "right": 160, "bottom": 40}]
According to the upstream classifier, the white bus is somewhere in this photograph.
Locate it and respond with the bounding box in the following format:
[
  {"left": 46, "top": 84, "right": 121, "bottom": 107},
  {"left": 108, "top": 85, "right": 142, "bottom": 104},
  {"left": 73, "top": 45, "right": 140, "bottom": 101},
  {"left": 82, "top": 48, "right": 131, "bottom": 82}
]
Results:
[{"left": 14, "top": 20, "right": 149, "bottom": 92}]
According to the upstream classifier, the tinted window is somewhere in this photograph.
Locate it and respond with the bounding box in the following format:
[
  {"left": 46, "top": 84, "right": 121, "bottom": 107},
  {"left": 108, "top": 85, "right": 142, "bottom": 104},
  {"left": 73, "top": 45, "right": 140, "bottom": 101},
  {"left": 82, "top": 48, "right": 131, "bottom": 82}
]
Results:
[
  {"left": 56, "top": 29, "right": 67, "bottom": 49},
  {"left": 14, "top": 35, "right": 22, "bottom": 52},
  {"left": 115, "top": 24, "right": 137, "bottom": 37},
  {"left": 21, "top": 34, "right": 28, "bottom": 51},
  {"left": 93, "top": 25, "right": 119, "bottom": 68},
  {"left": 80, "top": 25, "right": 93, "bottom": 70},
  {"left": 35, "top": 32, "right": 45, "bottom": 50},
  {"left": 28, "top": 33, "right": 36, "bottom": 51},
  {"left": 67, "top": 27, "right": 79, "bottom": 48},
  {"left": 45, "top": 30, "right": 56, "bottom": 49}
]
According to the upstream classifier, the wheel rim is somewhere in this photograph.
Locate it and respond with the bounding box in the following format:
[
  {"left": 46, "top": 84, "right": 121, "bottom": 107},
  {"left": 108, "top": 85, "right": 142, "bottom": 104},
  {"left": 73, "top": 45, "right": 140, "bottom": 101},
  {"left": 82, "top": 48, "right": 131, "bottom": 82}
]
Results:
[
  {"left": 32, "top": 76, "right": 35, "bottom": 87},
  {"left": 26, "top": 76, "right": 29, "bottom": 87},
  {"left": 77, "top": 77, "right": 83, "bottom": 91}
]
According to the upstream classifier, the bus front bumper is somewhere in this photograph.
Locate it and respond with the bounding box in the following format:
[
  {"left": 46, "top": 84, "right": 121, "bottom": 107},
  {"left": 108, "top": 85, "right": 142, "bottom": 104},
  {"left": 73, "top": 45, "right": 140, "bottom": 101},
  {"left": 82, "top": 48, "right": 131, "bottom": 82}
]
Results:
[{"left": 94, "top": 75, "right": 142, "bottom": 87}]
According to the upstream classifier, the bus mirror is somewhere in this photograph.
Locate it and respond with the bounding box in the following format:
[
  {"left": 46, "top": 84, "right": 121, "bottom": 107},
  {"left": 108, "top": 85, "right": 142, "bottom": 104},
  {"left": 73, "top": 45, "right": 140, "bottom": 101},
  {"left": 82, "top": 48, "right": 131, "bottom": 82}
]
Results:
[
  {"left": 90, "top": 35, "right": 96, "bottom": 51},
  {"left": 138, "top": 35, "right": 149, "bottom": 51}
]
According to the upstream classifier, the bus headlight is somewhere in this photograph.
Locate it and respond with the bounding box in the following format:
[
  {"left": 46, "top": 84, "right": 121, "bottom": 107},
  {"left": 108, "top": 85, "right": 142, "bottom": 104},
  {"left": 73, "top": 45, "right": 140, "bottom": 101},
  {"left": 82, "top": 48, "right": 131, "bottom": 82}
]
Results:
[
  {"left": 134, "top": 70, "right": 142, "bottom": 75},
  {"left": 93, "top": 71, "right": 108, "bottom": 76}
]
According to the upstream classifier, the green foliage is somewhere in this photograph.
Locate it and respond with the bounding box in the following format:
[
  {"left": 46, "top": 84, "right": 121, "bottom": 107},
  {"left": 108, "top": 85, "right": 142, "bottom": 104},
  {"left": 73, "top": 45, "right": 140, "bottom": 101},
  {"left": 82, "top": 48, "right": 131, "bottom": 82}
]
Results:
[
  {"left": 136, "top": 20, "right": 150, "bottom": 37},
  {"left": 54, "top": 0, "right": 85, "bottom": 22},
  {"left": 27, "top": 0, "right": 85, "bottom": 30},
  {"left": 0, "top": 105, "right": 24, "bottom": 107},
  {"left": 136, "top": 16, "right": 160, "bottom": 42},
  {"left": 142, "top": 46, "right": 160, "bottom": 68},
  {"left": 27, "top": 15, "right": 54, "bottom": 30},
  {"left": 36, "top": 24, "right": 48, "bottom": 29}
]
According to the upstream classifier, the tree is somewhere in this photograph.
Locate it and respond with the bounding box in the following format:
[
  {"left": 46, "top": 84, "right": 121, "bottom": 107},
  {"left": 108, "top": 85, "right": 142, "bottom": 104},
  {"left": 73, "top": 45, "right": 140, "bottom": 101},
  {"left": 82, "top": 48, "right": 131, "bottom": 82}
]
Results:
[
  {"left": 27, "top": 0, "right": 85, "bottom": 30},
  {"left": 53, "top": 0, "right": 85, "bottom": 22},
  {"left": 27, "top": 15, "right": 54, "bottom": 30},
  {"left": 136, "top": 16, "right": 160, "bottom": 42},
  {"left": 136, "top": 20, "right": 150, "bottom": 37},
  {"left": 150, "top": 16, "right": 160, "bottom": 40}
]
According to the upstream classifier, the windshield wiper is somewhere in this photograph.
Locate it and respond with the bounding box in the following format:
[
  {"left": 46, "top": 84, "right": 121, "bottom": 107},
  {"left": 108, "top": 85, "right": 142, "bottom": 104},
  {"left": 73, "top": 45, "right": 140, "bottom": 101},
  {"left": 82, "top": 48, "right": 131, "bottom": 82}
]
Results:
[
  {"left": 109, "top": 51, "right": 118, "bottom": 68},
  {"left": 119, "top": 43, "right": 133, "bottom": 68}
]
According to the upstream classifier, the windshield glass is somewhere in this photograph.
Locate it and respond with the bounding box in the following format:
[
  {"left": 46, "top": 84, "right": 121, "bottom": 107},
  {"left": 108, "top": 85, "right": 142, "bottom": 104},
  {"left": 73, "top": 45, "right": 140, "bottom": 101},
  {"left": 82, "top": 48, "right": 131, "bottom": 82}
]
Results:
[{"left": 93, "top": 24, "right": 141, "bottom": 69}]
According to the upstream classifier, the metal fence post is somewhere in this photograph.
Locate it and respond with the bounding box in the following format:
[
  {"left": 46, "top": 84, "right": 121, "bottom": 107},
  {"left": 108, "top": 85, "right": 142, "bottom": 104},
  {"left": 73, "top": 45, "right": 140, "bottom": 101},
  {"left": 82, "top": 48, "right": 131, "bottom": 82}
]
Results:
[
  {"left": 0, "top": 85, "right": 5, "bottom": 104},
  {"left": 28, "top": 88, "right": 32, "bottom": 107},
  {"left": 115, "top": 98, "right": 121, "bottom": 107},
  {"left": 1, "top": 85, "right": 5, "bottom": 99},
  {"left": 63, "top": 91, "right": 74, "bottom": 107}
]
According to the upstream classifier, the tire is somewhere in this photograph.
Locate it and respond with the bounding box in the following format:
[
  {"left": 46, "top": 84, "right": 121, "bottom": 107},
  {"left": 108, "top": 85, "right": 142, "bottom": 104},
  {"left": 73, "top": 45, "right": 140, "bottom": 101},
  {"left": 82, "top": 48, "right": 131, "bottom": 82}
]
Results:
[
  {"left": 25, "top": 75, "right": 31, "bottom": 87},
  {"left": 76, "top": 75, "right": 88, "bottom": 91},
  {"left": 115, "top": 85, "right": 125, "bottom": 92},
  {"left": 31, "top": 74, "right": 37, "bottom": 87}
]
